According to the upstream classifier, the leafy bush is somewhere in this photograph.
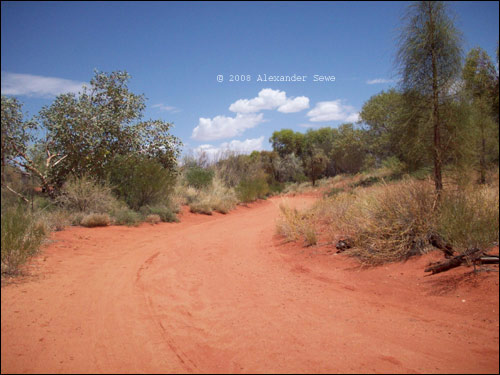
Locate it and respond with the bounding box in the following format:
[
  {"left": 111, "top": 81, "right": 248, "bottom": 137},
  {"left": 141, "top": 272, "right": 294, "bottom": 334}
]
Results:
[
  {"left": 80, "top": 213, "right": 110, "bottom": 227},
  {"left": 236, "top": 177, "right": 270, "bottom": 203},
  {"left": 381, "top": 156, "right": 407, "bottom": 178},
  {"left": 112, "top": 207, "right": 142, "bottom": 226},
  {"left": 109, "top": 155, "right": 176, "bottom": 210},
  {"left": 56, "top": 175, "right": 119, "bottom": 213},
  {"left": 1, "top": 206, "right": 46, "bottom": 275},
  {"left": 140, "top": 204, "right": 179, "bottom": 222},
  {"left": 185, "top": 166, "right": 214, "bottom": 189}
]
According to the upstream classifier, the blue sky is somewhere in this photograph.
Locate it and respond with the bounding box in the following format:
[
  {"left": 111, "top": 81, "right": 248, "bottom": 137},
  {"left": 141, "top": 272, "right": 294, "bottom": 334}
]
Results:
[{"left": 2, "top": 1, "right": 499, "bottom": 158}]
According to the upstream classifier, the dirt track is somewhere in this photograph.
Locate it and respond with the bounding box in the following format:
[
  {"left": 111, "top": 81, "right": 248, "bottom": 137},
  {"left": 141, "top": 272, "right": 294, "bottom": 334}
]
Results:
[{"left": 1, "top": 195, "right": 499, "bottom": 374}]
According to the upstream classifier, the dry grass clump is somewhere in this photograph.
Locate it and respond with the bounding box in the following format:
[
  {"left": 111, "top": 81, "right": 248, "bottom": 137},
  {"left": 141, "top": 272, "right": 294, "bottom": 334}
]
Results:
[
  {"left": 55, "top": 175, "right": 119, "bottom": 214},
  {"left": 80, "top": 213, "right": 110, "bottom": 228},
  {"left": 282, "top": 181, "right": 314, "bottom": 196},
  {"left": 341, "top": 179, "right": 436, "bottom": 264},
  {"left": 145, "top": 214, "right": 161, "bottom": 224},
  {"left": 44, "top": 210, "right": 72, "bottom": 231},
  {"left": 438, "top": 185, "right": 499, "bottom": 251},
  {"left": 188, "top": 177, "right": 238, "bottom": 215},
  {"left": 1, "top": 206, "right": 47, "bottom": 275},
  {"left": 276, "top": 200, "right": 317, "bottom": 246}
]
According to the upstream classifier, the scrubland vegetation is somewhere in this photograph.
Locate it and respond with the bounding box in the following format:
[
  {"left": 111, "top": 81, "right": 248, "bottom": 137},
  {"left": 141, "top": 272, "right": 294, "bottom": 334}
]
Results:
[
  {"left": 1, "top": 2, "right": 499, "bottom": 275},
  {"left": 277, "top": 168, "right": 499, "bottom": 264}
]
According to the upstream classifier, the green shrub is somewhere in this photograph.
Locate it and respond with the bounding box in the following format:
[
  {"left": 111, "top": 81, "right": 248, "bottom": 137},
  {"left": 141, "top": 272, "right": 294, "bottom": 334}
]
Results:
[
  {"left": 185, "top": 166, "right": 214, "bottom": 189},
  {"left": 381, "top": 156, "right": 407, "bottom": 178},
  {"left": 268, "top": 181, "right": 285, "bottom": 195},
  {"left": 56, "top": 175, "right": 119, "bottom": 213},
  {"left": 1, "top": 205, "right": 47, "bottom": 275},
  {"left": 112, "top": 207, "right": 142, "bottom": 226},
  {"left": 140, "top": 204, "right": 179, "bottom": 222},
  {"left": 109, "top": 155, "right": 176, "bottom": 210},
  {"left": 236, "top": 177, "right": 270, "bottom": 203},
  {"left": 438, "top": 187, "right": 499, "bottom": 252},
  {"left": 80, "top": 213, "right": 110, "bottom": 227}
]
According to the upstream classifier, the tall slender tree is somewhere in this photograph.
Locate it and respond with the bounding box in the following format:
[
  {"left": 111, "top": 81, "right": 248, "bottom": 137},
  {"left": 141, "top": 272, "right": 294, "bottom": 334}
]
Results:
[
  {"left": 396, "top": 1, "right": 462, "bottom": 199},
  {"left": 462, "top": 47, "right": 498, "bottom": 183}
]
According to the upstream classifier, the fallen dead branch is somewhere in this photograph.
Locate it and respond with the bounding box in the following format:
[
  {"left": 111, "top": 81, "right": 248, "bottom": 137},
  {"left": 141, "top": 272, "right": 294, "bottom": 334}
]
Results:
[{"left": 425, "top": 248, "right": 499, "bottom": 275}]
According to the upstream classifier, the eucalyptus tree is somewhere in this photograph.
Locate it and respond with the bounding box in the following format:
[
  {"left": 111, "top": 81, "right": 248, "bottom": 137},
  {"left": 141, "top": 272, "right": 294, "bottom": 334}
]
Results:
[
  {"left": 396, "top": 1, "right": 462, "bottom": 198},
  {"left": 38, "top": 70, "right": 181, "bottom": 190}
]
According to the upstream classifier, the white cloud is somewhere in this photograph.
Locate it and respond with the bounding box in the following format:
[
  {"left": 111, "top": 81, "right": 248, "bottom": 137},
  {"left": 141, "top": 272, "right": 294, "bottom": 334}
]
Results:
[
  {"left": 229, "top": 88, "right": 309, "bottom": 114},
  {"left": 1, "top": 71, "right": 86, "bottom": 97},
  {"left": 192, "top": 113, "right": 264, "bottom": 141},
  {"left": 345, "top": 113, "right": 360, "bottom": 122},
  {"left": 152, "top": 103, "right": 181, "bottom": 113},
  {"left": 277, "top": 96, "right": 310, "bottom": 113},
  {"left": 193, "top": 137, "right": 265, "bottom": 160},
  {"left": 307, "top": 100, "right": 359, "bottom": 123},
  {"left": 366, "top": 78, "right": 394, "bottom": 85}
]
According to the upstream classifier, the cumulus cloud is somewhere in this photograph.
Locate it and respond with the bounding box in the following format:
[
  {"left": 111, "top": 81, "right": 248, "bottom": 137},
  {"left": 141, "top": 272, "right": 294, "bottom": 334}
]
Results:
[
  {"left": 307, "top": 100, "right": 359, "bottom": 123},
  {"left": 229, "top": 88, "right": 309, "bottom": 114},
  {"left": 152, "top": 103, "right": 181, "bottom": 113},
  {"left": 366, "top": 78, "right": 394, "bottom": 85},
  {"left": 277, "top": 96, "right": 310, "bottom": 113},
  {"left": 193, "top": 137, "right": 265, "bottom": 160},
  {"left": 192, "top": 113, "right": 264, "bottom": 141},
  {"left": 1, "top": 71, "right": 86, "bottom": 97}
]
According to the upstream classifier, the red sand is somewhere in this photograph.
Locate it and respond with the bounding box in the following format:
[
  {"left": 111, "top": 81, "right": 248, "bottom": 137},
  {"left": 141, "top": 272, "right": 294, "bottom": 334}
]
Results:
[{"left": 1, "top": 194, "right": 499, "bottom": 374}]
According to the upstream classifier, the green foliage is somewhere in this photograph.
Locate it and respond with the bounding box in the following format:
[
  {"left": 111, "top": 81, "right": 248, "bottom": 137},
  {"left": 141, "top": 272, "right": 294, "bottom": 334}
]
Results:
[
  {"left": 330, "top": 124, "right": 368, "bottom": 174},
  {"left": 1, "top": 205, "right": 46, "bottom": 275},
  {"left": 140, "top": 204, "right": 179, "bottom": 223},
  {"left": 269, "top": 129, "right": 305, "bottom": 158},
  {"left": 1, "top": 96, "right": 32, "bottom": 174},
  {"left": 381, "top": 156, "right": 407, "bottom": 178},
  {"left": 37, "top": 70, "right": 181, "bottom": 189},
  {"left": 396, "top": 1, "right": 463, "bottom": 97},
  {"left": 303, "top": 146, "right": 328, "bottom": 186},
  {"left": 236, "top": 177, "right": 270, "bottom": 203},
  {"left": 396, "top": 1, "right": 463, "bottom": 194},
  {"left": 185, "top": 166, "right": 214, "bottom": 189},
  {"left": 462, "top": 47, "right": 500, "bottom": 180},
  {"left": 108, "top": 154, "right": 176, "bottom": 210},
  {"left": 272, "top": 153, "right": 304, "bottom": 182},
  {"left": 216, "top": 152, "right": 267, "bottom": 188},
  {"left": 112, "top": 207, "right": 142, "bottom": 226}
]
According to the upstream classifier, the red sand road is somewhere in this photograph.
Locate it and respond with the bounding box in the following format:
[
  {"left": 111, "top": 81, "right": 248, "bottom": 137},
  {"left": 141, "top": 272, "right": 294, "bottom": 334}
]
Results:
[{"left": 1, "top": 194, "right": 499, "bottom": 374}]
